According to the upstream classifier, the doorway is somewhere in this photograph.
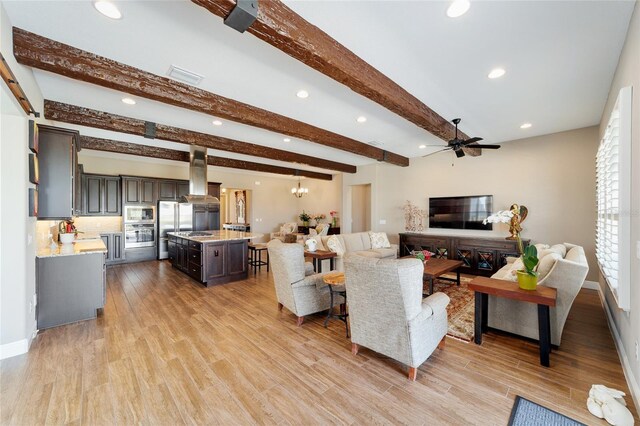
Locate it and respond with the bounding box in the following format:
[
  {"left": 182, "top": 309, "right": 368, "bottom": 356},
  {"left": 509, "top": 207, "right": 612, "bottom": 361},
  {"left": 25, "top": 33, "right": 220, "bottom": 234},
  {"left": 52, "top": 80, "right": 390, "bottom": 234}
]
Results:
[
  {"left": 351, "top": 184, "right": 371, "bottom": 233},
  {"left": 220, "top": 188, "right": 252, "bottom": 225}
]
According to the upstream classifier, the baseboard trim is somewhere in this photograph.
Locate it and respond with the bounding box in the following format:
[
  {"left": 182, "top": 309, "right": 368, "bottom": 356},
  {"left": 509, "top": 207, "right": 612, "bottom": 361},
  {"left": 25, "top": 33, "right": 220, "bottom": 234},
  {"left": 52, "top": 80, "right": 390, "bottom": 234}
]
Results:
[
  {"left": 582, "top": 280, "right": 599, "bottom": 290},
  {"left": 0, "top": 324, "right": 37, "bottom": 360},
  {"left": 595, "top": 284, "right": 640, "bottom": 412}
]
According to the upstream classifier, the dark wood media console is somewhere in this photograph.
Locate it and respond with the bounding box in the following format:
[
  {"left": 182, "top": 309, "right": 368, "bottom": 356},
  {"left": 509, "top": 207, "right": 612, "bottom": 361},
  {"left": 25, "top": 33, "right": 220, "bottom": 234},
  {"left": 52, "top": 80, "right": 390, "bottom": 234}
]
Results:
[{"left": 399, "top": 233, "right": 530, "bottom": 277}]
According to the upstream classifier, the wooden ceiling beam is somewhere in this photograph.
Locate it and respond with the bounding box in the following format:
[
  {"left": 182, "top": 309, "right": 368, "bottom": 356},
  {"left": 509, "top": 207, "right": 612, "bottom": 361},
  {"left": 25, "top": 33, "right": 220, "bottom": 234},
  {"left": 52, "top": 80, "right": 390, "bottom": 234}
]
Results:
[
  {"left": 44, "top": 100, "right": 354, "bottom": 174},
  {"left": 79, "top": 135, "right": 333, "bottom": 181},
  {"left": 191, "top": 0, "right": 468, "bottom": 142},
  {"left": 13, "top": 27, "right": 408, "bottom": 167}
]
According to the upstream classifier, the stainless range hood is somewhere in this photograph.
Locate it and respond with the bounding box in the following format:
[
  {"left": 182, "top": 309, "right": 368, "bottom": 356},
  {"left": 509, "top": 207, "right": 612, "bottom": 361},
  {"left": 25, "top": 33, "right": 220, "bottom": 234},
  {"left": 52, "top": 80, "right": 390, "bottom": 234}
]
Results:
[{"left": 180, "top": 145, "right": 220, "bottom": 204}]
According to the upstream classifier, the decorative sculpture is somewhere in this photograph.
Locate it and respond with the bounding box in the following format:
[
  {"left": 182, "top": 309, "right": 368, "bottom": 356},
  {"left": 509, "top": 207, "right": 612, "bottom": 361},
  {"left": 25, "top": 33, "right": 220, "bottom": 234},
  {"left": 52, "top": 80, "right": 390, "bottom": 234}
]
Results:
[
  {"left": 506, "top": 204, "right": 528, "bottom": 240},
  {"left": 403, "top": 201, "right": 427, "bottom": 232},
  {"left": 587, "top": 384, "right": 634, "bottom": 426}
]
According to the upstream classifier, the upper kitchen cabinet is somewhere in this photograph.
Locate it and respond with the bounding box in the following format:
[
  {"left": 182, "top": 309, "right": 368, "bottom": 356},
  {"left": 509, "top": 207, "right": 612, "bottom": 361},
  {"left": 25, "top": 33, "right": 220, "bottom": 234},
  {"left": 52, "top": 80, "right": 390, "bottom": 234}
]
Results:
[
  {"left": 158, "top": 179, "right": 190, "bottom": 201},
  {"left": 208, "top": 182, "right": 221, "bottom": 199},
  {"left": 122, "top": 176, "right": 157, "bottom": 205},
  {"left": 37, "top": 125, "right": 80, "bottom": 219},
  {"left": 81, "top": 174, "right": 121, "bottom": 216}
]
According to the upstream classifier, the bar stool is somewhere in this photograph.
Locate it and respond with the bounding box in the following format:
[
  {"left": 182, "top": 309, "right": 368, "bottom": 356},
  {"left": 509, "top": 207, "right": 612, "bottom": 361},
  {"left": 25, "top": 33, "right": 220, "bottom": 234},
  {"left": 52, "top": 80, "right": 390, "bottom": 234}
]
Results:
[{"left": 248, "top": 243, "right": 269, "bottom": 274}]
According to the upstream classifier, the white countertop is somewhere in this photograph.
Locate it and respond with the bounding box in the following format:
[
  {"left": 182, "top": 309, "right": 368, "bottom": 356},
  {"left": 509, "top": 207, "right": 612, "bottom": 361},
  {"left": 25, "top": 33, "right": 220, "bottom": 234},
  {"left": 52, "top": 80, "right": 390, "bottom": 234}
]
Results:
[
  {"left": 168, "top": 230, "right": 263, "bottom": 243},
  {"left": 36, "top": 239, "right": 108, "bottom": 258}
]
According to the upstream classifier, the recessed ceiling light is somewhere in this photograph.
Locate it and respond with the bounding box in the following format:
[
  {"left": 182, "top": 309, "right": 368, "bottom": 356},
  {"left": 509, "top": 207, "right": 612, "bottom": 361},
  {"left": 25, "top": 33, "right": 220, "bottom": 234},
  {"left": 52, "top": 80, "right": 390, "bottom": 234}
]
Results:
[
  {"left": 283, "top": 138, "right": 291, "bottom": 142},
  {"left": 212, "top": 120, "right": 222, "bottom": 126},
  {"left": 296, "top": 90, "right": 309, "bottom": 99},
  {"left": 520, "top": 123, "right": 532, "bottom": 129},
  {"left": 356, "top": 116, "right": 367, "bottom": 123},
  {"left": 121, "top": 97, "right": 135, "bottom": 105},
  {"left": 488, "top": 68, "right": 506, "bottom": 79},
  {"left": 94, "top": 1, "right": 122, "bottom": 19},
  {"left": 419, "top": 144, "right": 427, "bottom": 149},
  {"left": 447, "top": 0, "right": 470, "bottom": 18}
]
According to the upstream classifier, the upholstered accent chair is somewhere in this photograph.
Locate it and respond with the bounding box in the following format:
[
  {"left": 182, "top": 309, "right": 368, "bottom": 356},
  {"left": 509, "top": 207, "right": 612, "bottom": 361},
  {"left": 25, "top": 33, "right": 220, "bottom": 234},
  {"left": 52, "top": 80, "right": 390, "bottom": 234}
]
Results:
[
  {"left": 488, "top": 243, "right": 589, "bottom": 346},
  {"left": 309, "top": 223, "right": 330, "bottom": 237},
  {"left": 267, "top": 240, "right": 342, "bottom": 326},
  {"left": 344, "top": 254, "right": 449, "bottom": 380},
  {"left": 269, "top": 222, "right": 298, "bottom": 242}
]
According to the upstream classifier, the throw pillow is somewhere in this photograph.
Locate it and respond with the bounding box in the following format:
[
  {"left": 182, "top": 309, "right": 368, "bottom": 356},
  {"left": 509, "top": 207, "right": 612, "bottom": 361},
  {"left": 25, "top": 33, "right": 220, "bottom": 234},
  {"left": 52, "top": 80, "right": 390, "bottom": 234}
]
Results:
[
  {"left": 326, "top": 235, "right": 345, "bottom": 256},
  {"left": 369, "top": 232, "right": 391, "bottom": 249},
  {"left": 311, "top": 235, "right": 326, "bottom": 251},
  {"left": 549, "top": 244, "right": 567, "bottom": 258},
  {"left": 537, "top": 252, "right": 562, "bottom": 280},
  {"left": 534, "top": 243, "right": 550, "bottom": 252}
]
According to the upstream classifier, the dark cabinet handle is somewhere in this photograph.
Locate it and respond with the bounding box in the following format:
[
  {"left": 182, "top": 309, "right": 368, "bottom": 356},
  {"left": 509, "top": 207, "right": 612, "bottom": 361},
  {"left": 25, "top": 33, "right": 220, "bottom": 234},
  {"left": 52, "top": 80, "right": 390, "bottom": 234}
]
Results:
[{"left": 214, "top": 250, "right": 219, "bottom": 256}]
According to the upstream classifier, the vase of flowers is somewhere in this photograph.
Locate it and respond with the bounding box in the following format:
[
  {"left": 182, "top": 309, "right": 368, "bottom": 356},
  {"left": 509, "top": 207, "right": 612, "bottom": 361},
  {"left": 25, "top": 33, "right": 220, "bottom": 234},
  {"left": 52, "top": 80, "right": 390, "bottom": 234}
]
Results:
[
  {"left": 411, "top": 250, "right": 433, "bottom": 265},
  {"left": 299, "top": 211, "right": 310, "bottom": 227},
  {"left": 484, "top": 209, "right": 539, "bottom": 290},
  {"left": 330, "top": 210, "right": 338, "bottom": 227}
]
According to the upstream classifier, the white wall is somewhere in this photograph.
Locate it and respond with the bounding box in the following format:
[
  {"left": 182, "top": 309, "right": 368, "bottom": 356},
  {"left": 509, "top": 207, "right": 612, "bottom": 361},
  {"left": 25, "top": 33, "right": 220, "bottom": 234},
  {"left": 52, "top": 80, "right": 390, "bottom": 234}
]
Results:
[
  {"left": 0, "top": 3, "right": 44, "bottom": 359},
  {"left": 79, "top": 151, "right": 341, "bottom": 242},
  {"left": 598, "top": 2, "right": 640, "bottom": 409},
  {"left": 343, "top": 126, "right": 599, "bottom": 281}
]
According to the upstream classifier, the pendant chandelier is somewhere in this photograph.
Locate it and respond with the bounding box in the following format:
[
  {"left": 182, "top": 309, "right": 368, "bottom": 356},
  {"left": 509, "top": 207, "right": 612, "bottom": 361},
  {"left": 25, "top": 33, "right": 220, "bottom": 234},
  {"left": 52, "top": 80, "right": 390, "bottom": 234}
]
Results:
[{"left": 291, "top": 179, "right": 308, "bottom": 198}]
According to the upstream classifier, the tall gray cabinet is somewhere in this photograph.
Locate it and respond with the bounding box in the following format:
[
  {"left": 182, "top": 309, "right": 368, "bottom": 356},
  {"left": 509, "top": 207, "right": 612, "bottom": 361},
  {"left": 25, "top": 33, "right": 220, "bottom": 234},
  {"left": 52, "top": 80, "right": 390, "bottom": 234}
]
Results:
[{"left": 37, "top": 125, "right": 80, "bottom": 219}]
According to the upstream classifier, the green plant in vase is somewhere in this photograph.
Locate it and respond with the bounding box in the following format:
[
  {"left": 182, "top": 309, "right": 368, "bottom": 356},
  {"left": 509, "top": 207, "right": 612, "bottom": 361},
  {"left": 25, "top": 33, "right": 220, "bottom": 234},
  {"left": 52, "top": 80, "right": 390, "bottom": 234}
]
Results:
[
  {"left": 484, "top": 208, "right": 539, "bottom": 290},
  {"left": 299, "top": 211, "right": 310, "bottom": 226}
]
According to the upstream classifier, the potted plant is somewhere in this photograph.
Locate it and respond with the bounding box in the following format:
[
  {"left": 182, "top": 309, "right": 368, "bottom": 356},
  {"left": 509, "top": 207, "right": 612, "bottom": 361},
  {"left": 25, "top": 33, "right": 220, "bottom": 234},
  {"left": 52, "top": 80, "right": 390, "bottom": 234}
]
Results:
[
  {"left": 484, "top": 208, "right": 539, "bottom": 290},
  {"left": 299, "top": 211, "right": 310, "bottom": 226},
  {"left": 411, "top": 249, "right": 433, "bottom": 265}
]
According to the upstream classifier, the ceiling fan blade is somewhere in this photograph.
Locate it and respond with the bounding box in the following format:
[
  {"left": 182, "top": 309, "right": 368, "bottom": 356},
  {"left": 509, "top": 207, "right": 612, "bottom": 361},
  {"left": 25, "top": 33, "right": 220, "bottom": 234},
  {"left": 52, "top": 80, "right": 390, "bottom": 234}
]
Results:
[
  {"left": 422, "top": 148, "right": 451, "bottom": 157},
  {"left": 472, "top": 144, "right": 501, "bottom": 149},
  {"left": 461, "top": 137, "right": 483, "bottom": 145},
  {"left": 455, "top": 149, "right": 465, "bottom": 158}
]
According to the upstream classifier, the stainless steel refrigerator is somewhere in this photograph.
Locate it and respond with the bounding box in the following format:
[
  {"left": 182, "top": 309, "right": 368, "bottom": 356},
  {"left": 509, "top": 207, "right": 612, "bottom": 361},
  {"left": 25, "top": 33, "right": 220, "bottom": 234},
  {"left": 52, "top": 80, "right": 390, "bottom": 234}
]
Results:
[{"left": 157, "top": 201, "right": 193, "bottom": 259}]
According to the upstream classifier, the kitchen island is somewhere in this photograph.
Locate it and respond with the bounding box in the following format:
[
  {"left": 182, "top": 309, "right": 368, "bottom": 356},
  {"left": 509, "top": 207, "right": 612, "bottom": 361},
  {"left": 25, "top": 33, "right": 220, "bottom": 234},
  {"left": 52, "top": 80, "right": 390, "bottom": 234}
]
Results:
[
  {"left": 36, "top": 238, "right": 107, "bottom": 329},
  {"left": 167, "top": 230, "right": 263, "bottom": 287}
]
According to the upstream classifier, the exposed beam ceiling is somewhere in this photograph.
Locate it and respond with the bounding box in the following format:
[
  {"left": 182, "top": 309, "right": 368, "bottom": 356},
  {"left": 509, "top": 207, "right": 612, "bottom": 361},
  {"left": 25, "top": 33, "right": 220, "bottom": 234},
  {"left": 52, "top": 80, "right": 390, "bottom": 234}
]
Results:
[
  {"left": 13, "top": 27, "right": 408, "bottom": 167},
  {"left": 44, "top": 100, "right": 354, "bottom": 174},
  {"left": 191, "top": 0, "right": 467, "bottom": 142},
  {"left": 79, "top": 135, "right": 333, "bottom": 181}
]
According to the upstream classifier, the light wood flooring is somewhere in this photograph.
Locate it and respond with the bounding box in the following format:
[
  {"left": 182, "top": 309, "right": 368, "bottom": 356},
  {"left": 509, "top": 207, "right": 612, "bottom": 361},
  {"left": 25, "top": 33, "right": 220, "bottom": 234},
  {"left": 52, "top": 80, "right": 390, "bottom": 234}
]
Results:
[{"left": 1, "top": 260, "right": 638, "bottom": 425}]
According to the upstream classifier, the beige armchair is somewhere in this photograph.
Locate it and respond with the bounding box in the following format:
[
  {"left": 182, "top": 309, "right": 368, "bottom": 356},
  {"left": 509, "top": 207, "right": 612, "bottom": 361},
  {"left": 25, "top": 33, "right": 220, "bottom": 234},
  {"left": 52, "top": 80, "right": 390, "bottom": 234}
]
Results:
[
  {"left": 308, "top": 223, "right": 330, "bottom": 237},
  {"left": 269, "top": 222, "right": 298, "bottom": 242},
  {"left": 344, "top": 254, "right": 449, "bottom": 380},
  {"left": 267, "top": 240, "right": 342, "bottom": 326},
  {"left": 488, "top": 243, "right": 589, "bottom": 346}
]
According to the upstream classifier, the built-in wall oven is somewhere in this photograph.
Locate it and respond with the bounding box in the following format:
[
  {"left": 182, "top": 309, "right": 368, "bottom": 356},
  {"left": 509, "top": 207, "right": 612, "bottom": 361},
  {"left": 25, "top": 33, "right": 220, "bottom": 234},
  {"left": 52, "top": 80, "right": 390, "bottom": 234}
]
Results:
[
  {"left": 124, "top": 205, "right": 156, "bottom": 249},
  {"left": 124, "top": 223, "right": 156, "bottom": 248}
]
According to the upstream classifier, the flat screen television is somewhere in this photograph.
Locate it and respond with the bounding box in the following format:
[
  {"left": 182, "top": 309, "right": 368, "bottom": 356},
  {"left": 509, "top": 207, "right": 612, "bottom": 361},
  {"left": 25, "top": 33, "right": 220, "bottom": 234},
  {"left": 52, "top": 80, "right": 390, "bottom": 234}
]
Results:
[{"left": 429, "top": 195, "right": 493, "bottom": 230}]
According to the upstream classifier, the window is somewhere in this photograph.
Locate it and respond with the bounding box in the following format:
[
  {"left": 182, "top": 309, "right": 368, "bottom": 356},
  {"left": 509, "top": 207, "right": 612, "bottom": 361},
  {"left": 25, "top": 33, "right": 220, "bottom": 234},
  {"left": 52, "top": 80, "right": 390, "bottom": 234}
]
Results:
[{"left": 596, "top": 86, "right": 632, "bottom": 311}]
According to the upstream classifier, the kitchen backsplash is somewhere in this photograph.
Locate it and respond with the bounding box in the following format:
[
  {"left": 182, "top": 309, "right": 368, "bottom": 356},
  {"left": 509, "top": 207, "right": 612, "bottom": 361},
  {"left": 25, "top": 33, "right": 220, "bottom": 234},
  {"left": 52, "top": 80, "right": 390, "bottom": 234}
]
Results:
[
  {"left": 73, "top": 216, "right": 123, "bottom": 233},
  {"left": 35, "top": 217, "right": 123, "bottom": 251}
]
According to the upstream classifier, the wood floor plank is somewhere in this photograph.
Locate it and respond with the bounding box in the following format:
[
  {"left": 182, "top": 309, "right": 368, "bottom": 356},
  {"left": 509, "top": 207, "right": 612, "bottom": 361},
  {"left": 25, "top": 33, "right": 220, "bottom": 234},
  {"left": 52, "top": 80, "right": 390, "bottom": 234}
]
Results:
[{"left": 2, "top": 260, "right": 636, "bottom": 425}]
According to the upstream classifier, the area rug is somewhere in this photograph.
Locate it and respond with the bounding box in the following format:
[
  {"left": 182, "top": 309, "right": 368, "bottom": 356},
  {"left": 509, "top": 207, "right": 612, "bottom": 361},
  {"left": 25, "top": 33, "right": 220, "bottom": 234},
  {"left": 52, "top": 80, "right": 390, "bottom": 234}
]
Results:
[
  {"left": 427, "top": 275, "right": 474, "bottom": 342},
  {"left": 508, "top": 396, "right": 585, "bottom": 426}
]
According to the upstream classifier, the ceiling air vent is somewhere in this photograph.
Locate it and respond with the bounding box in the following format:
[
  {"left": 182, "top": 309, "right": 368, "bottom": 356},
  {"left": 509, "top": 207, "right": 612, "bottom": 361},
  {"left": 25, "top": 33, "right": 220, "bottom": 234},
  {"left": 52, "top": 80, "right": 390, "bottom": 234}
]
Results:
[
  {"left": 167, "top": 65, "right": 204, "bottom": 86},
  {"left": 368, "top": 141, "right": 382, "bottom": 147}
]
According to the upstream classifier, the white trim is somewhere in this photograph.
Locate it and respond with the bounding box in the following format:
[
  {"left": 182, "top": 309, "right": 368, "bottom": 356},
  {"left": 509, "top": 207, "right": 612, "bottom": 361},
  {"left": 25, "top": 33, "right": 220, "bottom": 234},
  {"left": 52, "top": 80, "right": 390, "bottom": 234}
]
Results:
[
  {"left": 582, "top": 280, "right": 600, "bottom": 290},
  {"left": 596, "top": 284, "right": 640, "bottom": 412},
  {"left": 0, "top": 324, "right": 37, "bottom": 360}
]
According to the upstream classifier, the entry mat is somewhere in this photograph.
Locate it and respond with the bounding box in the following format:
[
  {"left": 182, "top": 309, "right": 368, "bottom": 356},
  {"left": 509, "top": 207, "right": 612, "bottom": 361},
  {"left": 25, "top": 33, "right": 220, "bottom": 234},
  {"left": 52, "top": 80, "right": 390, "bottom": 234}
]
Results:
[{"left": 508, "top": 396, "right": 586, "bottom": 426}]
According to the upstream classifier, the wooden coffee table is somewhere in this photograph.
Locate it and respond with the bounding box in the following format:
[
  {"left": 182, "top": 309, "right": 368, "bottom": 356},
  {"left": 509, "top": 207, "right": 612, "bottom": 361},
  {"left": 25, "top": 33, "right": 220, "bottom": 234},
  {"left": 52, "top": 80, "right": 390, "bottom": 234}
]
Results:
[
  {"left": 468, "top": 276, "right": 557, "bottom": 367},
  {"left": 304, "top": 250, "right": 337, "bottom": 273},
  {"left": 422, "top": 258, "right": 463, "bottom": 296}
]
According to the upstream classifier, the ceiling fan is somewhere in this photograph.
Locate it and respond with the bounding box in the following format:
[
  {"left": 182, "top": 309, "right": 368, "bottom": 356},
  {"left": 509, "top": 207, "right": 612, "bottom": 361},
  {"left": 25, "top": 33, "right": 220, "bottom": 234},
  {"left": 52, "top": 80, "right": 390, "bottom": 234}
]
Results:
[{"left": 423, "top": 118, "right": 500, "bottom": 158}]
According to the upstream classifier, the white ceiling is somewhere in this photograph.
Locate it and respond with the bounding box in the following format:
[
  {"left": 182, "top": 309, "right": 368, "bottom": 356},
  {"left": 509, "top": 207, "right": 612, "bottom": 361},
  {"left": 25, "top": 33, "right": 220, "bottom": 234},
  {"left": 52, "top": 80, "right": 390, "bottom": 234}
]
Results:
[{"left": 2, "top": 0, "right": 634, "bottom": 176}]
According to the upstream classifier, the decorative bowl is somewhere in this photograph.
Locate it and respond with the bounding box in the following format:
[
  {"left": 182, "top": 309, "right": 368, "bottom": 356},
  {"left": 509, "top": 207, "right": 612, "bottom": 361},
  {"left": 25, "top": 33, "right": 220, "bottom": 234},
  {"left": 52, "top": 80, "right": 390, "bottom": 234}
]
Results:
[{"left": 59, "top": 233, "right": 75, "bottom": 244}]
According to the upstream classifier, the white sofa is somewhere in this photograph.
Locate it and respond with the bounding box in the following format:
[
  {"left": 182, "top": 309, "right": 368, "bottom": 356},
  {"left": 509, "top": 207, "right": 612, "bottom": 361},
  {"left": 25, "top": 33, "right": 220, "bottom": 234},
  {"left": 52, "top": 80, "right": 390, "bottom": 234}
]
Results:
[
  {"left": 488, "top": 243, "right": 589, "bottom": 346},
  {"left": 319, "top": 231, "right": 398, "bottom": 271}
]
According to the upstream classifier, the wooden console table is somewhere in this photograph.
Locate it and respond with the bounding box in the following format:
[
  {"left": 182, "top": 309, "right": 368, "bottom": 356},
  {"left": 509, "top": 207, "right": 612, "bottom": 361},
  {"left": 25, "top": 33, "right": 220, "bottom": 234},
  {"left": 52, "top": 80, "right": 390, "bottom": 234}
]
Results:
[
  {"left": 298, "top": 225, "right": 340, "bottom": 235},
  {"left": 468, "top": 276, "right": 557, "bottom": 367},
  {"left": 399, "top": 233, "right": 529, "bottom": 277}
]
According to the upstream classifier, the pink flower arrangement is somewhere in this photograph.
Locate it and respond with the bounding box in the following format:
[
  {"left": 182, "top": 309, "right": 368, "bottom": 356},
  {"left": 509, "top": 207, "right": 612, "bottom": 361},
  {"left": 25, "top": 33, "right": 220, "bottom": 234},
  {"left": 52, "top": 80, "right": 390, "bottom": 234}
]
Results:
[{"left": 329, "top": 210, "right": 338, "bottom": 218}]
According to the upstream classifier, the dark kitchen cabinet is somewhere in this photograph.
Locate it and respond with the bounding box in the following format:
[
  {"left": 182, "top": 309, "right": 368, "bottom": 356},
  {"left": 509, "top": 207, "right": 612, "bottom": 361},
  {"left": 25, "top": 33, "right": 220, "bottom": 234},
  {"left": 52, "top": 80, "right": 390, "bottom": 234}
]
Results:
[
  {"left": 177, "top": 182, "right": 190, "bottom": 199},
  {"left": 226, "top": 240, "right": 247, "bottom": 278},
  {"left": 100, "top": 232, "right": 125, "bottom": 265},
  {"left": 123, "top": 177, "right": 157, "bottom": 205},
  {"left": 399, "top": 233, "right": 528, "bottom": 277},
  {"left": 208, "top": 182, "right": 221, "bottom": 199},
  {"left": 81, "top": 174, "right": 121, "bottom": 216},
  {"left": 36, "top": 125, "right": 80, "bottom": 219},
  {"left": 158, "top": 179, "right": 190, "bottom": 201},
  {"left": 193, "top": 204, "right": 220, "bottom": 231},
  {"left": 204, "top": 241, "right": 226, "bottom": 282}
]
